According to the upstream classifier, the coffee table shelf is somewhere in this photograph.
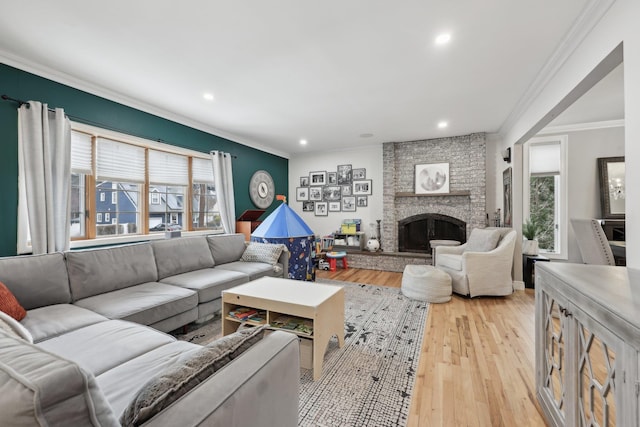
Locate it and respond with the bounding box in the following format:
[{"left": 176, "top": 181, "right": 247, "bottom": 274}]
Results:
[{"left": 222, "top": 277, "right": 344, "bottom": 380}]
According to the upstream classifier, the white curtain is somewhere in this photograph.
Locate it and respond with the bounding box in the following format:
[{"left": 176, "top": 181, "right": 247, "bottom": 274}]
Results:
[
  {"left": 18, "top": 101, "right": 71, "bottom": 254},
  {"left": 211, "top": 151, "right": 236, "bottom": 234}
]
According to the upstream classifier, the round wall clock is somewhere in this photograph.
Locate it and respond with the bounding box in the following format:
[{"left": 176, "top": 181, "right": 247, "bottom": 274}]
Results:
[{"left": 249, "top": 170, "right": 275, "bottom": 209}]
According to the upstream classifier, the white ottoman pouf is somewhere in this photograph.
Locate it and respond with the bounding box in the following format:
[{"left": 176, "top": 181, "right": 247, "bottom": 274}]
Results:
[{"left": 401, "top": 264, "right": 452, "bottom": 303}]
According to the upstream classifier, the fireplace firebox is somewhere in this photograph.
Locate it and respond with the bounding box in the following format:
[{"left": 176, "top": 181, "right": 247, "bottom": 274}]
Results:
[{"left": 398, "top": 214, "right": 466, "bottom": 253}]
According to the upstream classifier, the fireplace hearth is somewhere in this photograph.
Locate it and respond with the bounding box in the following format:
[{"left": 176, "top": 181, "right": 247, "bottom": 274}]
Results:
[{"left": 398, "top": 213, "right": 466, "bottom": 253}]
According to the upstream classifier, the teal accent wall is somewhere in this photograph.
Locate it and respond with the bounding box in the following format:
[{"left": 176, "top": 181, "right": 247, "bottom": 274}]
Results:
[{"left": 0, "top": 63, "right": 288, "bottom": 256}]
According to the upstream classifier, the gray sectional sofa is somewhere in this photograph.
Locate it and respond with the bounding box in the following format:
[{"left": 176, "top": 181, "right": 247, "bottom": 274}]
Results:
[{"left": 0, "top": 233, "right": 300, "bottom": 426}]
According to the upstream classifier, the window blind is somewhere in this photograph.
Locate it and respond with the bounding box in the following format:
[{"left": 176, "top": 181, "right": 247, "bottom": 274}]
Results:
[
  {"left": 530, "top": 142, "right": 560, "bottom": 176},
  {"left": 71, "top": 131, "right": 92, "bottom": 174},
  {"left": 149, "top": 150, "right": 189, "bottom": 185},
  {"left": 96, "top": 138, "right": 145, "bottom": 182},
  {"left": 192, "top": 157, "right": 214, "bottom": 183}
]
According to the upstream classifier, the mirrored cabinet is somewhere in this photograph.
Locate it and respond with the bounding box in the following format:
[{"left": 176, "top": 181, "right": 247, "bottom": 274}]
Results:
[{"left": 536, "top": 263, "right": 640, "bottom": 427}]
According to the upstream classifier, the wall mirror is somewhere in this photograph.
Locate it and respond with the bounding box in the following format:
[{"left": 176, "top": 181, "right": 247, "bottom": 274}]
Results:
[{"left": 598, "top": 156, "right": 625, "bottom": 219}]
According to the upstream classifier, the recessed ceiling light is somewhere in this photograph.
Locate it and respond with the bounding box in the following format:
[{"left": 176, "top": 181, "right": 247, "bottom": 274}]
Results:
[
  {"left": 435, "top": 33, "right": 451, "bottom": 45},
  {"left": 299, "top": 139, "right": 308, "bottom": 145},
  {"left": 438, "top": 121, "right": 448, "bottom": 129},
  {"left": 203, "top": 93, "right": 214, "bottom": 101}
]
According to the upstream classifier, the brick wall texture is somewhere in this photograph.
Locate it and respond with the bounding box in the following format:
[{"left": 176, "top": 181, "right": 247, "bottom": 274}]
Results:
[{"left": 382, "top": 133, "right": 487, "bottom": 252}]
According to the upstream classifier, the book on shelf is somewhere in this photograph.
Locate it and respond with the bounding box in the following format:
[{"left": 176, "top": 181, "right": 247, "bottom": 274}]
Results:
[{"left": 271, "top": 315, "right": 313, "bottom": 335}]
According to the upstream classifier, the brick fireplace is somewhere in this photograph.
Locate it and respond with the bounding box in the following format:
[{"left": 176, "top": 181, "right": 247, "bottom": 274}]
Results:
[
  {"left": 382, "top": 133, "right": 487, "bottom": 253},
  {"left": 398, "top": 213, "right": 467, "bottom": 253}
]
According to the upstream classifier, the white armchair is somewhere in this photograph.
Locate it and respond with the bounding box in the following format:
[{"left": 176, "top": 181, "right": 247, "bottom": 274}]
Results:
[{"left": 435, "top": 227, "right": 517, "bottom": 297}]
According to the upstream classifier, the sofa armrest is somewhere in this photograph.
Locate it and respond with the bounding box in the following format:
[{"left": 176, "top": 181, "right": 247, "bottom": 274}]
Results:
[{"left": 143, "top": 330, "right": 300, "bottom": 427}]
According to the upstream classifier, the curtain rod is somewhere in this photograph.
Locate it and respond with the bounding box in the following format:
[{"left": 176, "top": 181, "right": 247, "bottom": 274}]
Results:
[{"left": 1, "top": 94, "right": 237, "bottom": 158}]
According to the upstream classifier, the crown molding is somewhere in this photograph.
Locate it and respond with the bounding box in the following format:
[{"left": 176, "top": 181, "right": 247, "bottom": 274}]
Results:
[
  {"left": 537, "top": 119, "right": 624, "bottom": 135},
  {"left": 498, "top": 0, "right": 617, "bottom": 140},
  {"left": 0, "top": 50, "right": 291, "bottom": 159}
]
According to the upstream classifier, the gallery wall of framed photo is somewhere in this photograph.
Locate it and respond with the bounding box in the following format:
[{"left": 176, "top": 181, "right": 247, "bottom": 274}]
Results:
[{"left": 296, "top": 164, "right": 372, "bottom": 216}]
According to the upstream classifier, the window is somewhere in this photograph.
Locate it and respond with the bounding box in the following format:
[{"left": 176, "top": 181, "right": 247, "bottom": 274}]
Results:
[
  {"left": 192, "top": 157, "right": 220, "bottom": 230},
  {"left": 65, "top": 123, "right": 223, "bottom": 245},
  {"left": 148, "top": 150, "right": 187, "bottom": 232},
  {"left": 524, "top": 136, "right": 568, "bottom": 259},
  {"left": 150, "top": 191, "right": 160, "bottom": 205}
]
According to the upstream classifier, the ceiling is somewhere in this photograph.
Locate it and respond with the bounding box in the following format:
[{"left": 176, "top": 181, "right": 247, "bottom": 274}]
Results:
[{"left": 0, "top": 1, "right": 597, "bottom": 158}]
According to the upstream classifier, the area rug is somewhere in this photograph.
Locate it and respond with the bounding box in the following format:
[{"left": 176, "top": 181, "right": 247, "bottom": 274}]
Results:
[{"left": 173, "top": 279, "right": 430, "bottom": 427}]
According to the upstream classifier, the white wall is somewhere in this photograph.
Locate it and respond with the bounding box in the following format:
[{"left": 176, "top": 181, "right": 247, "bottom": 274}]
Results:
[
  {"left": 499, "top": 0, "right": 640, "bottom": 267},
  {"left": 548, "top": 126, "right": 624, "bottom": 261},
  {"left": 288, "top": 145, "right": 384, "bottom": 239}
]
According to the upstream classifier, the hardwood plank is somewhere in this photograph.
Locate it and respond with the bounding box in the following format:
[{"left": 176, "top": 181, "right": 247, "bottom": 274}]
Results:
[{"left": 316, "top": 267, "right": 547, "bottom": 426}]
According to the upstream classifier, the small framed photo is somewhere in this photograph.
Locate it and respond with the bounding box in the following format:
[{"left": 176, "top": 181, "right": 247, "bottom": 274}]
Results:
[
  {"left": 322, "top": 186, "right": 341, "bottom": 201},
  {"left": 309, "top": 187, "right": 323, "bottom": 201},
  {"left": 309, "top": 171, "right": 327, "bottom": 186},
  {"left": 341, "top": 184, "right": 352, "bottom": 196},
  {"left": 328, "top": 201, "right": 341, "bottom": 212},
  {"left": 356, "top": 195, "right": 368, "bottom": 207},
  {"left": 302, "top": 201, "right": 315, "bottom": 212},
  {"left": 327, "top": 172, "right": 337, "bottom": 185},
  {"left": 314, "top": 201, "right": 328, "bottom": 216},
  {"left": 296, "top": 187, "right": 309, "bottom": 201},
  {"left": 337, "top": 164, "right": 352, "bottom": 185},
  {"left": 353, "top": 179, "right": 372, "bottom": 195},
  {"left": 342, "top": 196, "right": 356, "bottom": 212},
  {"left": 352, "top": 168, "right": 366, "bottom": 180},
  {"left": 415, "top": 163, "right": 449, "bottom": 194},
  {"left": 300, "top": 176, "right": 309, "bottom": 187}
]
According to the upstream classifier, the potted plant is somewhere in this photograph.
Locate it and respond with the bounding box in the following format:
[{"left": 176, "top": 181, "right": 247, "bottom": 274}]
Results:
[{"left": 522, "top": 219, "right": 539, "bottom": 255}]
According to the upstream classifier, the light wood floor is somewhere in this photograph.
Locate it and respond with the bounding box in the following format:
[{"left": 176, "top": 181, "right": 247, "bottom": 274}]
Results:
[{"left": 316, "top": 268, "right": 547, "bottom": 427}]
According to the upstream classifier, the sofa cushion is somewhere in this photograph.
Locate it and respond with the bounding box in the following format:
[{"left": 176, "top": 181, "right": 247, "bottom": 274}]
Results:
[
  {"left": 464, "top": 228, "right": 501, "bottom": 253},
  {"left": 0, "top": 281, "right": 27, "bottom": 320},
  {"left": 216, "top": 261, "right": 281, "bottom": 281},
  {"left": 0, "top": 333, "right": 119, "bottom": 427},
  {"left": 160, "top": 268, "right": 249, "bottom": 303},
  {"left": 23, "top": 304, "right": 108, "bottom": 343},
  {"left": 73, "top": 282, "right": 197, "bottom": 327},
  {"left": 65, "top": 243, "right": 159, "bottom": 301},
  {"left": 438, "top": 253, "right": 463, "bottom": 271},
  {"left": 120, "top": 325, "right": 266, "bottom": 427},
  {"left": 96, "top": 341, "right": 199, "bottom": 418},
  {"left": 0, "top": 252, "right": 71, "bottom": 309},
  {"left": 37, "top": 320, "right": 176, "bottom": 377},
  {"left": 0, "top": 310, "right": 32, "bottom": 342},
  {"left": 152, "top": 237, "right": 215, "bottom": 280},
  {"left": 241, "top": 242, "right": 284, "bottom": 266},
  {"left": 207, "top": 234, "right": 246, "bottom": 265}
]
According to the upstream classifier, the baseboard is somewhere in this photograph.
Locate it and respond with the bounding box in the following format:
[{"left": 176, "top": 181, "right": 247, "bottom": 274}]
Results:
[{"left": 513, "top": 280, "right": 525, "bottom": 291}]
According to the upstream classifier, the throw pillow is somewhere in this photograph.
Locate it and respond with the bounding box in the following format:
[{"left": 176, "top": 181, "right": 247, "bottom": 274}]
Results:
[
  {"left": 0, "top": 310, "right": 33, "bottom": 343},
  {"left": 120, "top": 325, "right": 267, "bottom": 427},
  {"left": 0, "top": 281, "right": 27, "bottom": 321},
  {"left": 464, "top": 228, "right": 501, "bottom": 253},
  {"left": 240, "top": 242, "right": 284, "bottom": 265}
]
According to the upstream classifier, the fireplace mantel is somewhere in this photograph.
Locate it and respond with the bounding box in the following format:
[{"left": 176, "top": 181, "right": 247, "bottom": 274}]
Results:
[{"left": 394, "top": 190, "right": 471, "bottom": 198}]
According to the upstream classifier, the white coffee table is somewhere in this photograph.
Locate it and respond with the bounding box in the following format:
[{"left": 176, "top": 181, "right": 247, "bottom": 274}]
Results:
[{"left": 222, "top": 277, "right": 345, "bottom": 380}]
